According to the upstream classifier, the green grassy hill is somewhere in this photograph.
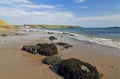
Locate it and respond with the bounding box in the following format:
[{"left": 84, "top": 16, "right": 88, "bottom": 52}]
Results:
[
  {"left": 0, "top": 20, "right": 15, "bottom": 29},
  {"left": 0, "top": 20, "right": 11, "bottom": 26}
]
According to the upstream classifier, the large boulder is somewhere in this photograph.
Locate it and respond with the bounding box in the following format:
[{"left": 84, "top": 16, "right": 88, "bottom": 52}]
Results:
[
  {"left": 43, "top": 56, "right": 62, "bottom": 65},
  {"left": 56, "top": 42, "right": 73, "bottom": 49},
  {"left": 49, "top": 36, "right": 57, "bottom": 41},
  {"left": 57, "top": 58, "right": 101, "bottom": 79},
  {"left": 37, "top": 43, "right": 58, "bottom": 56},
  {"left": 22, "top": 43, "right": 58, "bottom": 56}
]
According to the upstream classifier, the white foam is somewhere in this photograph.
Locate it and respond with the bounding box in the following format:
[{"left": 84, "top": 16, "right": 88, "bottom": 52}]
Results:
[{"left": 70, "top": 33, "right": 120, "bottom": 49}]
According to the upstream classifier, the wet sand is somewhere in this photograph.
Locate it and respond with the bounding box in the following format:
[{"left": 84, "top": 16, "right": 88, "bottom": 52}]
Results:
[
  {"left": 0, "top": 31, "right": 120, "bottom": 79},
  {"left": 0, "top": 29, "right": 27, "bottom": 37}
]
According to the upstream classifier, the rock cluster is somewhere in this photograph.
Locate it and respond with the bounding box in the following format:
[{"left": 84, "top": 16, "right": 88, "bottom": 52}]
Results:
[
  {"left": 22, "top": 43, "right": 58, "bottom": 56},
  {"left": 22, "top": 42, "right": 102, "bottom": 79}
]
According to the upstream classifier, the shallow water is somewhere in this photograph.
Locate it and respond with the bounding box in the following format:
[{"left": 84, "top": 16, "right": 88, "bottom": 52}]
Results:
[
  {"left": 0, "top": 29, "right": 47, "bottom": 44},
  {"left": 44, "top": 28, "right": 120, "bottom": 39}
]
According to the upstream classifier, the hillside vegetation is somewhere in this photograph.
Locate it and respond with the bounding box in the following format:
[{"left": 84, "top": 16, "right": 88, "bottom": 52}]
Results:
[
  {"left": 21, "top": 24, "right": 81, "bottom": 28},
  {"left": 0, "top": 20, "right": 15, "bottom": 29}
]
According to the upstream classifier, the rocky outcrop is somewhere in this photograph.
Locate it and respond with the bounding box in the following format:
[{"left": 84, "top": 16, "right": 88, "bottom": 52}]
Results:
[
  {"left": 22, "top": 43, "right": 58, "bottom": 56},
  {"left": 57, "top": 58, "right": 101, "bottom": 79}
]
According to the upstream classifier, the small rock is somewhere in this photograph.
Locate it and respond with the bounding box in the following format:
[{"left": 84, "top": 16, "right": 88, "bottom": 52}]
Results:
[
  {"left": 49, "top": 36, "right": 57, "bottom": 41},
  {"left": 1, "top": 34, "right": 7, "bottom": 36},
  {"left": 43, "top": 56, "right": 62, "bottom": 65},
  {"left": 56, "top": 42, "right": 73, "bottom": 49},
  {"left": 62, "top": 32, "right": 67, "bottom": 34},
  {"left": 70, "top": 34, "right": 74, "bottom": 36},
  {"left": 48, "top": 32, "right": 53, "bottom": 34}
]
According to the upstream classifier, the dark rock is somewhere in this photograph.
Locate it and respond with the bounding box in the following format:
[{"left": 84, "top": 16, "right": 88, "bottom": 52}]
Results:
[
  {"left": 70, "top": 34, "right": 74, "bottom": 36},
  {"left": 62, "top": 32, "right": 68, "bottom": 34},
  {"left": 22, "top": 43, "right": 58, "bottom": 56},
  {"left": 22, "top": 45, "right": 40, "bottom": 54},
  {"left": 1, "top": 34, "right": 7, "bottom": 36},
  {"left": 48, "top": 32, "right": 53, "bottom": 34},
  {"left": 56, "top": 42, "right": 73, "bottom": 49},
  {"left": 57, "top": 58, "right": 101, "bottom": 79},
  {"left": 43, "top": 56, "right": 62, "bottom": 65},
  {"left": 37, "top": 43, "right": 58, "bottom": 56},
  {"left": 36, "top": 43, "right": 49, "bottom": 47},
  {"left": 14, "top": 33, "right": 19, "bottom": 35},
  {"left": 49, "top": 36, "right": 57, "bottom": 41}
]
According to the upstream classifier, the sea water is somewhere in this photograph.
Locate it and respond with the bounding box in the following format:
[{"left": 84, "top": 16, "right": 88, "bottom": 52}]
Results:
[
  {"left": 45, "top": 28, "right": 120, "bottom": 39},
  {"left": 44, "top": 28, "right": 120, "bottom": 49}
]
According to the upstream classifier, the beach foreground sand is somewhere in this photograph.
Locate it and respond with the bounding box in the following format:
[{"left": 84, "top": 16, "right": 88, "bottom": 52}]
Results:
[{"left": 0, "top": 31, "right": 120, "bottom": 79}]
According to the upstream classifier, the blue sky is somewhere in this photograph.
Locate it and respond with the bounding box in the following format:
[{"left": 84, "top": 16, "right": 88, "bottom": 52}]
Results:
[{"left": 0, "top": 0, "right": 120, "bottom": 27}]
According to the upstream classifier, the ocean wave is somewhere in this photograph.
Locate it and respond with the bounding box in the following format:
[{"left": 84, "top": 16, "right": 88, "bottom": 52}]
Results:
[
  {"left": 70, "top": 33, "right": 120, "bottom": 49},
  {"left": 45, "top": 30, "right": 120, "bottom": 49}
]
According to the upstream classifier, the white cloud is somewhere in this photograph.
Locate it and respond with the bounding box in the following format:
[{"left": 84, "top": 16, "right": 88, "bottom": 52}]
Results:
[
  {"left": 0, "top": 9, "right": 30, "bottom": 17},
  {"left": 17, "top": 4, "right": 56, "bottom": 9},
  {"left": 76, "top": 14, "right": 120, "bottom": 27},
  {"left": 0, "top": 0, "right": 120, "bottom": 27},
  {"left": 0, "top": 7, "right": 74, "bottom": 20},
  {"left": 0, "top": 0, "right": 59, "bottom": 11},
  {"left": 3, "top": 10, "right": 75, "bottom": 25},
  {"left": 75, "top": 0, "right": 85, "bottom": 3},
  {"left": 0, "top": 0, "right": 30, "bottom": 4},
  {"left": 1, "top": 6, "right": 120, "bottom": 27},
  {"left": 77, "top": 14, "right": 120, "bottom": 20}
]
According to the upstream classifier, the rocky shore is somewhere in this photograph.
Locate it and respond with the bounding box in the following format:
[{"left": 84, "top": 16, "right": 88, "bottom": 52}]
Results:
[{"left": 0, "top": 29, "right": 120, "bottom": 79}]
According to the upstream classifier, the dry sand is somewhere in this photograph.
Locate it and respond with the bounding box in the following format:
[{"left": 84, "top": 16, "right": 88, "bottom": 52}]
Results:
[{"left": 0, "top": 33, "right": 120, "bottom": 79}]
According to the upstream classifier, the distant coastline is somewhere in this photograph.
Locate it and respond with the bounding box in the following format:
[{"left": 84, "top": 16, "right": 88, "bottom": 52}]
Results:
[
  {"left": 14, "top": 24, "right": 81, "bottom": 29},
  {"left": 107, "top": 26, "right": 120, "bottom": 28}
]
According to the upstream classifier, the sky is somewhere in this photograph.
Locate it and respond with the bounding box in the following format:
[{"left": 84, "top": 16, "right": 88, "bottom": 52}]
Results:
[{"left": 0, "top": 0, "right": 120, "bottom": 27}]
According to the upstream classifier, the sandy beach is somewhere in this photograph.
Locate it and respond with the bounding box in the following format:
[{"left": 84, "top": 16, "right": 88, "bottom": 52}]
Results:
[{"left": 0, "top": 30, "right": 120, "bottom": 79}]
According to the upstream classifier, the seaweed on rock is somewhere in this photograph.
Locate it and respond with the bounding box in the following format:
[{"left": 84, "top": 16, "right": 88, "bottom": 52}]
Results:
[{"left": 57, "top": 58, "right": 101, "bottom": 79}]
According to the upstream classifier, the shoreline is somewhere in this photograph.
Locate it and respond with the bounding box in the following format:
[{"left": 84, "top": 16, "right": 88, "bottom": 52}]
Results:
[
  {"left": 1, "top": 28, "right": 120, "bottom": 50},
  {"left": 44, "top": 29, "right": 120, "bottom": 50},
  {"left": 0, "top": 29, "right": 120, "bottom": 79}
]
